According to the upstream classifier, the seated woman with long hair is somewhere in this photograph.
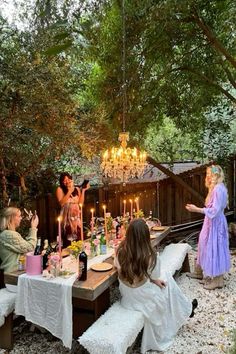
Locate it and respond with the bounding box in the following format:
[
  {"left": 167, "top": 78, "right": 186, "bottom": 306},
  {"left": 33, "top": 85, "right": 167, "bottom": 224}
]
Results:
[{"left": 114, "top": 218, "right": 196, "bottom": 353}]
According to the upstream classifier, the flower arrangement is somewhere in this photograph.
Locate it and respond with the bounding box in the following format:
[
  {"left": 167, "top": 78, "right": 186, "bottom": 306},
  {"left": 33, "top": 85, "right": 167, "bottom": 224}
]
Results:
[
  {"left": 67, "top": 240, "right": 83, "bottom": 259},
  {"left": 134, "top": 209, "right": 144, "bottom": 219},
  {"left": 106, "top": 216, "right": 113, "bottom": 232}
]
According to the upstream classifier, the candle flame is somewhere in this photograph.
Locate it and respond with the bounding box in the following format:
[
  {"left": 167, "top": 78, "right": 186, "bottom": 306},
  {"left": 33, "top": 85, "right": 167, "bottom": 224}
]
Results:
[{"left": 90, "top": 208, "right": 94, "bottom": 212}]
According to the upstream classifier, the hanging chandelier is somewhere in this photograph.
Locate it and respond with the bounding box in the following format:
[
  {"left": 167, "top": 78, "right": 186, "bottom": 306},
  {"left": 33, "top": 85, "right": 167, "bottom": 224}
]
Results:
[
  {"left": 101, "top": 132, "right": 147, "bottom": 182},
  {"left": 101, "top": 0, "right": 147, "bottom": 183}
]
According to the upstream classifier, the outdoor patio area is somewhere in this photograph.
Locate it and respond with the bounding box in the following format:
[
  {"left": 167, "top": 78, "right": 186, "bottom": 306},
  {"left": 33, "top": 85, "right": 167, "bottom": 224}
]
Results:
[{"left": 1, "top": 250, "right": 235, "bottom": 354}]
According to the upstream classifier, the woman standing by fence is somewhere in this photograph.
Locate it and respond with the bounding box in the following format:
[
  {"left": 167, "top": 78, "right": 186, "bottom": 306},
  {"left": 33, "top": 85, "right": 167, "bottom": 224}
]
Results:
[{"left": 186, "top": 164, "right": 230, "bottom": 290}]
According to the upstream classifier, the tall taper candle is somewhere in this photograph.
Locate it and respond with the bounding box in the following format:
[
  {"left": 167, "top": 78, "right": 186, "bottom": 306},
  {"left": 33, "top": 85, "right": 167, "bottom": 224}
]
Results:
[
  {"left": 135, "top": 197, "right": 140, "bottom": 212},
  {"left": 90, "top": 208, "right": 94, "bottom": 234},
  {"left": 129, "top": 199, "right": 133, "bottom": 220},
  {"left": 123, "top": 200, "right": 126, "bottom": 218},
  {"left": 57, "top": 216, "right": 62, "bottom": 261},
  {"left": 79, "top": 203, "right": 84, "bottom": 241},
  {"left": 103, "top": 205, "right": 108, "bottom": 244}
]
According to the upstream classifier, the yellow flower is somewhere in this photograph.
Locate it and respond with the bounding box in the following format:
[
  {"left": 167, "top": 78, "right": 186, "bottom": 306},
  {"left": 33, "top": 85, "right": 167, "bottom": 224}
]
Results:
[{"left": 68, "top": 241, "right": 83, "bottom": 259}]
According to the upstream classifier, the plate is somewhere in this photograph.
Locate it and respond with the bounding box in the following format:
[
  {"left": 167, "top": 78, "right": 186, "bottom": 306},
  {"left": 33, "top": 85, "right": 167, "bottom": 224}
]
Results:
[
  {"left": 152, "top": 226, "right": 165, "bottom": 231},
  {"left": 91, "top": 263, "right": 113, "bottom": 272}
]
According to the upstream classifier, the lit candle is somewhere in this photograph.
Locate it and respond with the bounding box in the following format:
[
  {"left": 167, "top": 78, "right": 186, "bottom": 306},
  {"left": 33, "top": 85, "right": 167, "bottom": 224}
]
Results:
[
  {"left": 135, "top": 197, "right": 140, "bottom": 212},
  {"left": 90, "top": 208, "right": 94, "bottom": 234},
  {"left": 103, "top": 205, "right": 108, "bottom": 244},
  {"left": 129, "top": 199, "right": 133, "bottom": 220},
  {"left": 57, "top": 216, "right": 62, "bottom": 261},
  {"left": 123, "top": 200, "right": 126, "bottom": 218},
  {"left": 79, "top": 203, "right": 84, "bottom": 241}
]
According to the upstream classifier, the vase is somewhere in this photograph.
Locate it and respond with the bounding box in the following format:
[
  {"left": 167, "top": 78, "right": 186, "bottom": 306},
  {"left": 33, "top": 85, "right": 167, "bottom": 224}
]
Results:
[{"left": 90, "top": 245, "right": 97, "bottom": 258}]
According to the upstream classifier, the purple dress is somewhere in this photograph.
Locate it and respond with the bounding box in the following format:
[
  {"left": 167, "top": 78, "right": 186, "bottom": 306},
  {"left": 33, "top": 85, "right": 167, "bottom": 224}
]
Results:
[{"left": 197, "top": 183, "right": 230, "bottom": 277}]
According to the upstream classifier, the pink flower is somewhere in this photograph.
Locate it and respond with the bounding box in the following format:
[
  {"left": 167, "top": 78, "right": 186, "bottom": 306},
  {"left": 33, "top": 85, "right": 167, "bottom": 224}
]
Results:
[{"left": 93, "top": 239, "right": 100, "bottom": 246}]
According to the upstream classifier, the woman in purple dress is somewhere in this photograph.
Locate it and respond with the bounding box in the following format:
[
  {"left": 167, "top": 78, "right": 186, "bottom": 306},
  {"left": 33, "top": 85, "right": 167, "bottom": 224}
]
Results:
[{"left": 186, "top": 164, "right": 230, "bottom": 290}]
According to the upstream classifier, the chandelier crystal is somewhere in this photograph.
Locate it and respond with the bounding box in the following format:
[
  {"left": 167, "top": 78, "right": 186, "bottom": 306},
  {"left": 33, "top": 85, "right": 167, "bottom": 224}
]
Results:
[{"left": 101, "top": 132, "right": 147, "bottom": 182}]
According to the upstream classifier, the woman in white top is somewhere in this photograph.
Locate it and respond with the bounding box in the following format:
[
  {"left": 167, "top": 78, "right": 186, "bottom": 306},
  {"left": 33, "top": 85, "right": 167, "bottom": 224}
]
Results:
[
  {"left": 56, "top": 172, "right": 89, "bottom": 247},
  {"left": 114, "top": 218, "right": 196, "bottom": 353}
]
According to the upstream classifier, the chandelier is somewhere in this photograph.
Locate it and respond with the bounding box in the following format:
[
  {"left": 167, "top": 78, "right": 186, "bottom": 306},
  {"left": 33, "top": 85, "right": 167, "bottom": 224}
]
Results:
[
  {"left": 101, "top": 132, "right": 147, "bottom": 182},
  {"left": 101, "top": 0, "right": 147, "bottom": 183}
]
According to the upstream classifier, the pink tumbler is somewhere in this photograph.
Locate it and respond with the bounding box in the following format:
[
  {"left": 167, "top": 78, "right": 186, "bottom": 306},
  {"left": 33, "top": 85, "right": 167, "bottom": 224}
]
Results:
[{"left": 26, "top": 252, "right": 42, "bottom": 275}]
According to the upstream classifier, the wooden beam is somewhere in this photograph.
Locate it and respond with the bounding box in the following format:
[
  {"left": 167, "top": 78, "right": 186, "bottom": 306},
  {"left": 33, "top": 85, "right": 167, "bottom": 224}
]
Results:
[{"left": 147, "top": 156, "right": 205, "bottom": 204}]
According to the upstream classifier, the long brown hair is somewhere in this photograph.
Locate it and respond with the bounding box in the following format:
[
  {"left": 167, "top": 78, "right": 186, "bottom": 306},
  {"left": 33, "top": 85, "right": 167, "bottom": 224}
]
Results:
[{"left": 117, "top": 218, "right": 156, "bottom": 285}]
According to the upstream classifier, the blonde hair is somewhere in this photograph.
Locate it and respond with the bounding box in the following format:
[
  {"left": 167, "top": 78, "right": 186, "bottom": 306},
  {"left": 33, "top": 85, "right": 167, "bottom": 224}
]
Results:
[
  {"left": 0, "top": 207, "right": 20, "bottom": 231},
  {"left": 205, "top": 165, "right": 226, "bottom": 205}
]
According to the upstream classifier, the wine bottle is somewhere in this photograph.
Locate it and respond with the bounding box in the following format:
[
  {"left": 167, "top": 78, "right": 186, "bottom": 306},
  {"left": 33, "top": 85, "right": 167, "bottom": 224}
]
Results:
[
  {"left": 42, "top": 242, "right": 54, "bottom": 269},
  {"left": 34, "top": 238, "right": 42, "bottom": 255},
  {"left": 78, "top": 250, "right": 87, "bottom": 281}
]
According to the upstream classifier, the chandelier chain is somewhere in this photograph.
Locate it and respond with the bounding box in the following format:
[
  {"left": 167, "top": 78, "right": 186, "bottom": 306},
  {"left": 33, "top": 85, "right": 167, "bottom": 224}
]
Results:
[
  {"left": 100, "top": 0, "right": 147, "bottom": 183},
  {"left": 122, "top": 0, "right": 127, "bottom": 132}
]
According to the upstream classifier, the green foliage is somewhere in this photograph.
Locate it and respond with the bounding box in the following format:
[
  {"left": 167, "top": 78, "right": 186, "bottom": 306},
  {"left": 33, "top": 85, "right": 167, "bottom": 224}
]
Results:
[
  {"left": 78, "top": 0, "right": 236, "bottom": 148},
  {"left": 144, "top": 116, "right": 201, "bottom": 163},
  {"left": 0, "top": 0, "right": 236, "bottom": 202},
  {"left": 229, "top": 329, "right": 236, "bottom": 354}
]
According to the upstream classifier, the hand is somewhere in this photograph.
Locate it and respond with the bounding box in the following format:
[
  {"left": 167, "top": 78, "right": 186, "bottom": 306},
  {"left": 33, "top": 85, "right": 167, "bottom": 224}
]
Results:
[
  {"left": 31, "top": 214, "right": 39, "bottom": 229},
  {"left": 82, "top": 182, "right": 90, "bottom": 191},
  {"left": 185, "top": 204, "right": 198, "bottom": 213},
  {"left": 67, "top": 180, "right": 74, "bottom": 194},
  {"left": 152, "top": 278, "right": 166, "bottom": 288}
]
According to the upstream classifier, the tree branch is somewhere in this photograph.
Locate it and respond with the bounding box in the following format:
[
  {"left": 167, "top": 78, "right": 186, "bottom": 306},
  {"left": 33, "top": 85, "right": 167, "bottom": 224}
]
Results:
[
  {"left": 219, "top": 61, "right": 236, "bottom": 90},
  {"left": 192, "top": 9, "right": 236, "bottom": 69},
  {"left": 147, "top": 156, "right": 205, "bottom": 204},
  {"left": 180, "top": 66, "right": 236, "bottom": 103}
]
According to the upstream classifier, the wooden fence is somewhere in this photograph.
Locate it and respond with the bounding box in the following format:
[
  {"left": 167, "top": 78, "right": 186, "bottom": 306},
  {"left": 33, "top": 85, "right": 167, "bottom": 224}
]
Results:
[{"left": 36, "top": 158, "right": 236, "bottom": 242}]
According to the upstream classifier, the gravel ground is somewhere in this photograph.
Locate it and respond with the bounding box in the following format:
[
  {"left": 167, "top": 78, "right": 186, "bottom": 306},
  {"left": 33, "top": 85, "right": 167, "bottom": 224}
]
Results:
[{"left": 0, "top": 250, "right": 235, "bottom": 354}]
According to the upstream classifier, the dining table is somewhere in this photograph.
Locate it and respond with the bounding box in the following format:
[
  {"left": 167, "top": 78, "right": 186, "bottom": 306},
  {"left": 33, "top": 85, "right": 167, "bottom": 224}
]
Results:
[{"left": 3, "top": 226, "right": 171, "bottom": 347}]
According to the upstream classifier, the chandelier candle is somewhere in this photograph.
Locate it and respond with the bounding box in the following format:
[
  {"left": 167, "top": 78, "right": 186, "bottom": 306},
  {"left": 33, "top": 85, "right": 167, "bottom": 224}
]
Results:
[
  {"left": 123, "top": 200, "right": 126, "bottom": 218},
  {"left": 90, "top": 208, "right": 95, "bottom": 234},
  {"left": 129, "top": 199, "right": 133, "bottom": 220},
  {"left": 79, "top": 203, "right": 84, "bottom": 241}
]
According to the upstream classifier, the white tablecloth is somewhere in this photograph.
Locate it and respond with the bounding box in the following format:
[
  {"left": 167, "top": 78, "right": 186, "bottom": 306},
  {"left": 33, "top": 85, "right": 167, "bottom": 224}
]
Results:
[{"left": 15, "top": 249, "right": 114, "bottom": 349}]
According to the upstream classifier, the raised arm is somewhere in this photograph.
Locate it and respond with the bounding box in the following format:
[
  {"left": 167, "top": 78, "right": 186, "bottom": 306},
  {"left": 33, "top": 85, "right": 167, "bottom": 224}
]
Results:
[
  {"left": 56, "top": 185, "right": 73, "bottom": 207},
  {"left": 78, "top": 183, "right": 90, "bottom": 205}
]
